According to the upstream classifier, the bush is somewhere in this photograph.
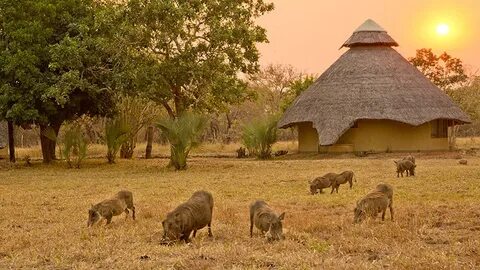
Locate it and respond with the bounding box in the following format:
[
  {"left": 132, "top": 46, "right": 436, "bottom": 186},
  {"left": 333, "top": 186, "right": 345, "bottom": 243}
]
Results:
[
  {"left": 241, "top": 115, "right": 278, "bottom": 159},
  {"left": 157, "top": 112, "right": 207, "bottom": 170},
  {"left": 62, "top": 124, "right": 88, "bottom": 168},
  {"left": 116, "top": 96, "right": 162, "bottom": 159},
  {"left": 105, "top": 118, "right": 129, "bottom": 164}
]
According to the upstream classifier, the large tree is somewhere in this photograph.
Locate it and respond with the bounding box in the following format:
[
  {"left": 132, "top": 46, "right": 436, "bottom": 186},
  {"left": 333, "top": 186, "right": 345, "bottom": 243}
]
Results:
[
  {"left": 248, "top": 64, "right": 301, "bottom": 113},
  {"left": 247, "top": 64, "right": 315, "bottom": 113},
  {"left": 0, "top": 0, "right": 118, "bottom": 163},
  {"left": 118, "top": 0, "right": 274, "bottom": 118},
  {"left": 447, "top": 76, "right": 480, "bottom": 122},
  {"left": 409, "top": 48, "right": 468, "bottom": 90}
]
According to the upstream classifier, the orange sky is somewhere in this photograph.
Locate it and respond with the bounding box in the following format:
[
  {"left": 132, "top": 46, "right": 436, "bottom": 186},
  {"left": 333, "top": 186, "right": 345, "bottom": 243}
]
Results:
[{"left": 257, "top": 0, "right": 480, "bottom": 75}]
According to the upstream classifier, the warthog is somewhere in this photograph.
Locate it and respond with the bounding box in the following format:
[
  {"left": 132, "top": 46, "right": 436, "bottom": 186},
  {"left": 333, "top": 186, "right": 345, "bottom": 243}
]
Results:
[
  {"left": 87, "top": 190, "right": 135, "bottom": 227},
  {"left": 249, "top": 200, "right": 285, "bottom": 241},
  {"left": 161, "top": 190, "right": 213, "bottom": 244},
  {"left": 309, "top": 173, "right": 337, "bottom": 194},
  {"left": 331, "top": 170, "right": 356, "bottom": 193},
  {"left": 354, "top": 183, "right": 394, "bottom": 223},
  {"left": 459, "top": 159, "right": 468, "bottom": 165},
  {"left": 403, "top": 155, "right": 415, "bottom": 164},
  {"left": 394, "top": 160, "right": 416, "bottom": 177}
]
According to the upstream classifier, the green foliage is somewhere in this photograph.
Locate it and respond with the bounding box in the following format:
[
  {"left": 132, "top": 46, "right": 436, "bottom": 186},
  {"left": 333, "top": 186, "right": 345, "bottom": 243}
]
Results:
[
  {"left": 62, "top": 124, "right": 88, "bottom": 169},
  {"left": 0, "top": 0, "right": 118, "bottom": 162},
  {"left": 241, "top": 115, "right": 278, "bottom": 159},
  {"left": 118, "top": 0, "right": 274, "bottom": 117},
  {"left": 281, "top": 75, "right": 316, "bottom": 112},
  {"left": 248, "top": 64, "right": 301, "bottom": 113},
  {"left": 157, "top": 113, "right": 207, "bottom": 170},
  {"left": 447, "top": 77, "right": 480, "bottom": 121},
  {"left": 446, "top": 77, "right": 480, "bottom": 146},
  {"left": 247, "top": 64, "right": 315, "bottom": 114},
  {"left": 117, "top": 95, "right": 163, "bottom": 159},
  {"left": 409, "top": 48, "right": 468, "bottom": 90},
  {"left": 105, "top": 118, "right": 129, "bottom": 164}
]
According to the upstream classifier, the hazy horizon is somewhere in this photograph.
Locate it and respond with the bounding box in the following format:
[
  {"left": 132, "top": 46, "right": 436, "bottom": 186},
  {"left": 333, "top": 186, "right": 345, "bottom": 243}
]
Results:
[{"left": 257, "top": 0, "right": 480, "bottom": 75}]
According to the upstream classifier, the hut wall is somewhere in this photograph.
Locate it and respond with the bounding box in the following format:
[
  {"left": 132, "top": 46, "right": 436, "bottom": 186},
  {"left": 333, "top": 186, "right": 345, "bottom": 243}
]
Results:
[
  {"left": 298, "top": 122, "right": 319, "bottom": 152},
  {"left": 337, "top": 119, "right": 448, "bottom": 152}
]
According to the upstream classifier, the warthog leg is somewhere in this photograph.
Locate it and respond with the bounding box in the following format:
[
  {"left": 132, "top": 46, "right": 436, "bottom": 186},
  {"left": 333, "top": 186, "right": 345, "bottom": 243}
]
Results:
[
  {"left": 181, "top": 230, "right": 192, "bottom": 243},
  {"left": 208, "top": 222, "right": 213, "bottom": 237},
  {"left": 105, "top": 213, "right": 113, "bottom": 225}
]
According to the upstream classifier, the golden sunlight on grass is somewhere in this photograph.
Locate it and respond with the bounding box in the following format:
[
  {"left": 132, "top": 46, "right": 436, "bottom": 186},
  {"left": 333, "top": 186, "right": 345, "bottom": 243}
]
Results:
[{"left": 0, "top": 148, "right": 479, "bottom": 268}]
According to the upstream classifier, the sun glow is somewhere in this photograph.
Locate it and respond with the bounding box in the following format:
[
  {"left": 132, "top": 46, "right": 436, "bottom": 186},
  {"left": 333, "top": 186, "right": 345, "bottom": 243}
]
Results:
[{"left": 436, "top": 23, "right": 450, "bottom": 36}]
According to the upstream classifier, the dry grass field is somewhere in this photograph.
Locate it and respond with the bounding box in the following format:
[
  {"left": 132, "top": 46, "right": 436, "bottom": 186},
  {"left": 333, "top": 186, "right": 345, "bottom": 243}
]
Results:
[{"left": 1, "top": 142, "right": 480, "bottom": 269}]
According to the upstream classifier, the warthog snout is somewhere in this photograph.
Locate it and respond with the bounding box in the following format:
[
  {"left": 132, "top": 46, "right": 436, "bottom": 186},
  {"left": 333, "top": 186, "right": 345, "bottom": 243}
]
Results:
[
  {"left": 161, "top": 216, "right": 183, "bottom": 243},
  {"left": 265, "top": 212, "right": 285, "bottom": 241},
  {"left": 353, "top": 207, "right": 365, "bottom": 224},
  {"left": 87, "top": 209, "right": 100, "bottom": 227}
]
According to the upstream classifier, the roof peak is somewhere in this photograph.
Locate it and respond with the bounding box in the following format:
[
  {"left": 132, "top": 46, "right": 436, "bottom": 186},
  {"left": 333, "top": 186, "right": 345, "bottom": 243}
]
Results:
[
  {"left": 342, "top": 19, "right": 398, "bottom": 48},
  {"left": 354, "top": 19, "right": 386, "bottom": 32}
]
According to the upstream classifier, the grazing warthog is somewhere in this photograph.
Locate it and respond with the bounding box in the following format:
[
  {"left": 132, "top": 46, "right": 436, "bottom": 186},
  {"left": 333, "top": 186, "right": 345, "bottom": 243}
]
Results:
[
  {"left": 403, "top": 155, "right": 416, "bottom": 164},
  {"left": 354, "top": 183, "right": 394, "bottom": 223},
  {"left": 87, "top": 190, "right": 135, "bottom": 227},
  {"left": 331, "top": 170, "right": 356, "bottom": 193},
  {"left": 309, "top": 173, "right": 337, "bottom": 194},
  {"left": 394, "top": 160, "right": 416, "bottom": 177},
  {"left": 459, "top": 159, "right": 468, "bottom": 165},
  {"left": 161, "top": 190, "right": 213, "bottom": 244},
  {"left": 249, "top": 200, "right": 285, "bottom": 241}
]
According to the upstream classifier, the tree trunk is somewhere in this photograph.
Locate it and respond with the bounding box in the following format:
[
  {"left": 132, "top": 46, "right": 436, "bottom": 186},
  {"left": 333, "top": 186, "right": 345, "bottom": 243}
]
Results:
[
  {"left": 40, "top": 123, "right": 61, "bottom": 164},
  {"left": 145, "top": 126, "right": 153, "bottom": 159},
  {"left": 226, "top": 112, "right": 232, "bottom": 132},
  {"left": 51, "top": 123, "right": 61, "bottom": 159},
  {"left": 7, "top": 121, "right": 15, "bottom": 163},
  {"left": 173, "top": 86, "right": 184, "bottom": 117}
]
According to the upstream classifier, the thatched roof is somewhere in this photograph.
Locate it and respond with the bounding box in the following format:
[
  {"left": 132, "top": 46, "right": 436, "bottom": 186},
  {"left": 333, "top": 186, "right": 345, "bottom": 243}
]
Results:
[
  {"left": 279, "top": 19, "right": 471, "bottom": 146},
  {"left": 342, "top": 19, "right": 398, "bottom": 47}
]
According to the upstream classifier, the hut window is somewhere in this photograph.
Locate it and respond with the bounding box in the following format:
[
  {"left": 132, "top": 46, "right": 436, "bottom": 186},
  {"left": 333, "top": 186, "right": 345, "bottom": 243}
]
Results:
[{"left": 431, "top": 120, "right": 448, "bottom": 138}]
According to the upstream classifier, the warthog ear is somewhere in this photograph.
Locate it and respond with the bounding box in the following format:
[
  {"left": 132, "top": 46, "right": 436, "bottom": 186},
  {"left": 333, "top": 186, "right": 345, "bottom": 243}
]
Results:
[{"left": 278, "top": 212, "right": 285, "bottom": 220}]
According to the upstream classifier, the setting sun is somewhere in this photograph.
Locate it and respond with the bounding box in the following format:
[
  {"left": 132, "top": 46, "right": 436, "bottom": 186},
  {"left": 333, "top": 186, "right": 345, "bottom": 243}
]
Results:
[{"left": 436, "top": 23, "right": 450, "bottom": 36}]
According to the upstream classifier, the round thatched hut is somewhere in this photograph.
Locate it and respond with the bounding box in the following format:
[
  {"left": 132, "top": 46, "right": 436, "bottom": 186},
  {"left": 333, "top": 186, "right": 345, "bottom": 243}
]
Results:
[{"left": 279, "top": 19, "right": 470, "bottom": 153}]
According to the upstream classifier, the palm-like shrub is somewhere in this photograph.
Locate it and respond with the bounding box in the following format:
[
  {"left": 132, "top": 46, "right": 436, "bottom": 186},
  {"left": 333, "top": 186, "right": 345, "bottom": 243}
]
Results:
[
  {"left": 62, "top": 124, "right": 88, "bottom": 168},
  {"left": 105, "top": 118, "right": 129, "bottom": 164},
  {"left": 157, "top": 112, "right": 207, "bottom": 170},
  {"left": 117, "top": 96, "right": 162, "bottom": 159},
  {"left": 241, "top": 115, "right": 278, "bottom": 159}
]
